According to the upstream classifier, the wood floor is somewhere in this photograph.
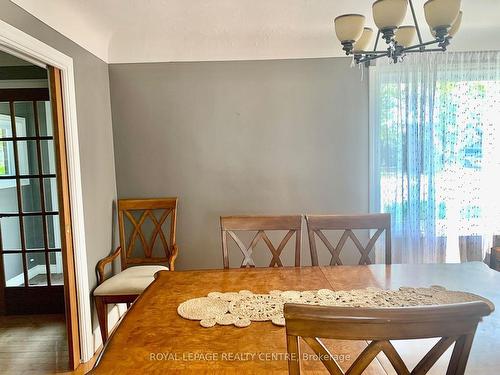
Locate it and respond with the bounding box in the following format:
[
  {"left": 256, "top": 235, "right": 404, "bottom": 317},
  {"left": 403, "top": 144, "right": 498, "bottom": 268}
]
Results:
[{"left": 0, "top": 314, "right": 95, "bottom": 375}]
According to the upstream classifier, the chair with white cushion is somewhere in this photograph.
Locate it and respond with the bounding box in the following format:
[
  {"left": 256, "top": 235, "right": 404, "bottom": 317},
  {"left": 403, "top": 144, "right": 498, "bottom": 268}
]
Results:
[{"left": 94, "top": 197, "right": 178, "bottom": 343}]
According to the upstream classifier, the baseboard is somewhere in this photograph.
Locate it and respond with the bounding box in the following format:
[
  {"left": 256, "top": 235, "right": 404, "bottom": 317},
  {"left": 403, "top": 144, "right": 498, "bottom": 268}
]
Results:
[{"left": 92, "top": 303, "right": 128, "bottom": 353}]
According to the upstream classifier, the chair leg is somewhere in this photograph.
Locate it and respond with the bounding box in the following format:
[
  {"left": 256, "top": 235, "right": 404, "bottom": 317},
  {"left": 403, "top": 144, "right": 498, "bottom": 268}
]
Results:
[
  {"left": 95, "top": 296, "right": 108, "bottom": 344},
  {"left": 287, "top": 335, "right": 301, "bottom": 375},
  {"left": 447, "top": 333, "right": 475, "bottom": 375}
]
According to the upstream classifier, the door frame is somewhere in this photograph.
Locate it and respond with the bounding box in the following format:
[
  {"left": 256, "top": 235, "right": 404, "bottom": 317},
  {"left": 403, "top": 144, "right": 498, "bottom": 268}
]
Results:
[{"left": 0, "top": 20, "right": 93, "bottom": 363}]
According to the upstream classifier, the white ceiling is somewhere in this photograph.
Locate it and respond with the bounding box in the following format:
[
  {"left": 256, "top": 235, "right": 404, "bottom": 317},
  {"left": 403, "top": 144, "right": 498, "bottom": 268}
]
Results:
[{"left": 10, "top": 0, "right": 500, "bottom": 64}]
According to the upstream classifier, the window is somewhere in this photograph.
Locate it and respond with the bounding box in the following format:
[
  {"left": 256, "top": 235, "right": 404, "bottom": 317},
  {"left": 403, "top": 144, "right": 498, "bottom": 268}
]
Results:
[
  {"left": 370, "top": 52, "right": 500, "bottom": 263},
  {"left": 0, "top": 114, "right": 28, "bottom": 189},
  {"left": 0, "top": 115, "right": 14, "bottom": 176}
]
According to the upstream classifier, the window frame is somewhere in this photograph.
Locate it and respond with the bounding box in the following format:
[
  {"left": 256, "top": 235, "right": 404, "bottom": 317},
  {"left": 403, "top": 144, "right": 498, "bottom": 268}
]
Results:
[{"left": 0, "top": 113, "right": 29, "bottom": 189}]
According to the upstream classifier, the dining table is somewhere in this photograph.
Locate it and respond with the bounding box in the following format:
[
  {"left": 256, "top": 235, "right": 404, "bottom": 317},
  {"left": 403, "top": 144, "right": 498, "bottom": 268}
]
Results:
[{"left": 91, "top": 262, "right": 499, "bottom": 374}]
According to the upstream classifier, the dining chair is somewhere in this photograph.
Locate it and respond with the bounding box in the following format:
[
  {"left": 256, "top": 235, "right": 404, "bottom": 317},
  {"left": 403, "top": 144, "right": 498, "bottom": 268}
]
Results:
[
  {"left": 305, "top": 213, "right": 391, "bottom": 266},
  {"left": 459, "top": 235, "right": 483, "bottom": 262},
  {"left": 220, "top": 215, "right": 302, "bottom": 268},
  {"left": 93, "top": 197, "right": 178, "bottom": 343},
  {"left": 284, "top": 301, "right": 493, "bottom": 375},
  {"left": 490, "top": 247, "right": 500, "bottom": 271}
]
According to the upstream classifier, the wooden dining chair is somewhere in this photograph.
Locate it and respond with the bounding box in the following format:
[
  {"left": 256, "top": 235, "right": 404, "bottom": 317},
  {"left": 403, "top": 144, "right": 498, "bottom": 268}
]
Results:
[
  {"left": 93, "top": 198, "right": 178, "bottom": 343},
  {"left": 220, "top": 215, "right": 302, "bottom": 268},
  {"left": 490, "top": 247, "right": 500, "bottom": 271},
  {"left": 305, "top": 214, "right": 391, "bottom": 266},
  {"left": 284, "top": 301, "right": 493, "bottom": 375}
]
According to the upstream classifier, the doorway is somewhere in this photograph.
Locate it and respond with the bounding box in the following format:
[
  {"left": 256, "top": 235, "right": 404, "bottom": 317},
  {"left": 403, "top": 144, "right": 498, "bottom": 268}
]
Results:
[
  {"left": 0, "top": 82, "right": 65, "bottom": 314},
  {"left": 0, "top": 50, "right": 77, "bottom": 371}
]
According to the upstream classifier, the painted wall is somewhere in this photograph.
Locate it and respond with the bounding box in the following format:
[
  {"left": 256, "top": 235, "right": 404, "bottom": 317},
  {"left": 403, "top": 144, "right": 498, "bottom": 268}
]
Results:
[
  {"left": 0, "top": 0, "right": 117, "bottom": 293},
  {"left": 109, "top": 58, "right": 369, "bottom": 269}
]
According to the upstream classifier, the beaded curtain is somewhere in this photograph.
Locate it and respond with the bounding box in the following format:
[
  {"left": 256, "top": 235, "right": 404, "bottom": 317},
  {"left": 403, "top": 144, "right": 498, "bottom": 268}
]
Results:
[{"left": 371, "top": 51, "right": 500, "bottom": 264}]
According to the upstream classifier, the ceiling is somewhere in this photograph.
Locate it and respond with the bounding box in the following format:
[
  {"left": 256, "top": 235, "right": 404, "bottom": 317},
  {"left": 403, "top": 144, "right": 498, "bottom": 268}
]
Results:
[{"left": 10, "top": 0, "right": 500, "bottom": 64}]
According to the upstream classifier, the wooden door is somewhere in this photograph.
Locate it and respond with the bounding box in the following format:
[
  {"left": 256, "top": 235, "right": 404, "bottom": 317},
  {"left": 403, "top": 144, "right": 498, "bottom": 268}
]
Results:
[
  {"left": 0, "top": 87, "right": 65, "bottom": 315},
  {"left": 48, "top": 66, "right": 80, "bottom": 369}
]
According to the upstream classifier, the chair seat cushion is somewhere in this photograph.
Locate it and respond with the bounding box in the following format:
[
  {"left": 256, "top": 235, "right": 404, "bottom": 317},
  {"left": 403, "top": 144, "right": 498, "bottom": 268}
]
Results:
[{"left": 94, "top": 265, "right": 168, "bottom": 296}]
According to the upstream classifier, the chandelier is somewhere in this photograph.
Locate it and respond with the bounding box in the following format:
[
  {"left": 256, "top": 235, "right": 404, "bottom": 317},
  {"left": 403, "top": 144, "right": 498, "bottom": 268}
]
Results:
[{"left": 334, "top": 0, "right": 462, "bottom": 65}]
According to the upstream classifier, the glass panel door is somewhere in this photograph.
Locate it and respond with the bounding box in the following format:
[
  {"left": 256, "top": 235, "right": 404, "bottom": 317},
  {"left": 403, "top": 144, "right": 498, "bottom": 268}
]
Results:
[{"left": 0, "top": 92, "right": 64, "bottom": 299}]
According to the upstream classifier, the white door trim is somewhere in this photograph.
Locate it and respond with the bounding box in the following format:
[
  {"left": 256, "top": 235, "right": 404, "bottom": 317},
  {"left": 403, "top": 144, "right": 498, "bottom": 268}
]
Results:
[{"left": 0, "top": 19, "right": 93, "bottom": 362}]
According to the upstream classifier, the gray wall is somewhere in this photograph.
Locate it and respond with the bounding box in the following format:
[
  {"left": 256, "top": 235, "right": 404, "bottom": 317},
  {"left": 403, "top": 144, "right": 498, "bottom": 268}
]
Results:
[
  {"left": 110, "top": 58, "right": 369, "bottom": 269},
  {"left": 0, "top": 0, "right": 117, "bottom": 291}
]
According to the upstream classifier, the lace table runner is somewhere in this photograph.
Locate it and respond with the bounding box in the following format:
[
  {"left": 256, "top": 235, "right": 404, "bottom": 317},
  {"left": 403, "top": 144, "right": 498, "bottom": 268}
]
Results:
[{"left": 177, "top": 286, "right": 489, "bottom": 328}]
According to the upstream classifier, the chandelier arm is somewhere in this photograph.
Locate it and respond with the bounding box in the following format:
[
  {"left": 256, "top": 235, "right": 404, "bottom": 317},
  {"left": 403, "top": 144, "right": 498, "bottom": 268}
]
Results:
[
  {"left": 403, "top": 39, "right": 442, "bottom": 52},
  {"left": 357, "top": 52, "right": 389, "bottom": 64},
  {"left": 405, "top": 48, "right": 446, "bottom": 53},
  {"left": 358, "top": 50, "right": 392, "bottom": 55},
  {"left": 408, "top": 0, "right": 424, "bottom": 47}
]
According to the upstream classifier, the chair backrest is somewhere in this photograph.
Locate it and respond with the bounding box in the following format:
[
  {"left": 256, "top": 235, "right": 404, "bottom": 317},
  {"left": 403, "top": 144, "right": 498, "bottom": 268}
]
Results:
[
  {"left": 491, "top": 247, "right": 500, "bottom": 271},
  {"left": 220, "top": 215, "right": 302, "bottom": 268},
  {"left": 284, "top": 301, "right": 493, "bottom": 375},
  {"left": 118, "top": 198, "right": 177, "bottom": 270},
  {"left": 305, "top": 214, "right": 391, "bottom": 266}
]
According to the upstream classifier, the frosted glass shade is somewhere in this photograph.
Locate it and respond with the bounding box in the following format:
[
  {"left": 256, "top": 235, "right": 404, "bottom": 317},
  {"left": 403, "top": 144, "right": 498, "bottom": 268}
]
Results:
[
  {"left": 449, "top": 11, "right": 463, "bottom": 37},
  {"left": 334, "top": 14, "right": 365, "bottom": 42},
  {"left": 373, "top": 0, "right": 408, "bottom": 30},
  {"left": 395, "top": 26, "right": 416, "bottom": 46},
  {"left": 424, "top": 0, "right": 461, "bottom": 30},
  {"left": 353, "top": 28, "right": 374, "bottom": 52}
]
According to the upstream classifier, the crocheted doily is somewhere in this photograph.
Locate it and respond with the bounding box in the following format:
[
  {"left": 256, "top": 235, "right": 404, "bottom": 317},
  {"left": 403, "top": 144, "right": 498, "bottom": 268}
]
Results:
[{"left": 177, "top": 286, "right": 488, "bottom": 328}]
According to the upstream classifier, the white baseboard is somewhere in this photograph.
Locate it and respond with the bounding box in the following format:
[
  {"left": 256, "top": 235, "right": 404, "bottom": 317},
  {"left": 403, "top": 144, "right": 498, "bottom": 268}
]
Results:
[{"left": 92, "top": 303, "right": 128, "bottom": 353}]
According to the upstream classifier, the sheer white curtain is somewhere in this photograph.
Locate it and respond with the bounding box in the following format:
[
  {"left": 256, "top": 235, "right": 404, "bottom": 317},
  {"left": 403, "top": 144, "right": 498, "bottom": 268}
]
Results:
[{"left": 370, "top": 51, "right": 500, "bottom": 264}]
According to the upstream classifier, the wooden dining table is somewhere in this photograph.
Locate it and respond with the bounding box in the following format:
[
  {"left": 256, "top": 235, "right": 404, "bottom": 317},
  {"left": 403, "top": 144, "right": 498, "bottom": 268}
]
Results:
[{"left": 91, "top": 262, "right": 498, "bottom": 374}]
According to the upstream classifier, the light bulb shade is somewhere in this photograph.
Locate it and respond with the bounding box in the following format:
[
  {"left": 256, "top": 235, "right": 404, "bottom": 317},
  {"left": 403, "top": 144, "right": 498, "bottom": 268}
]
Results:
[
  {"left": 353, "top": 28, "right": 374, "bottom": 52},
  {"left": 372, "top": 0, "right": 408, "bottom": 30},
  {"left": 449, "top": 10, "right": 462, "bottom": 37},
  {"left": 334, "top": 14, "right": 365, "bottom": 42},
  {"left": 424, "top": 0, "right": 461, "bottom": 30},
  {"left": 395, "top": 26, "right": 416, "bottom": 47}
]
